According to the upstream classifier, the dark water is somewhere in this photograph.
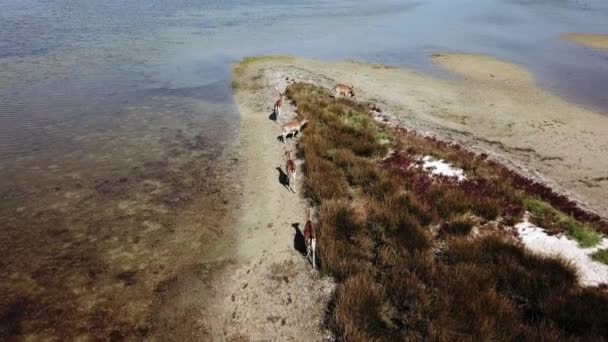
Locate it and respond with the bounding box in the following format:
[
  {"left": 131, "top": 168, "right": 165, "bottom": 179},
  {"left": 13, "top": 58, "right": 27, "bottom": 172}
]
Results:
[{"left": 1, "top": 0, "right": 608, "bottom": 338}]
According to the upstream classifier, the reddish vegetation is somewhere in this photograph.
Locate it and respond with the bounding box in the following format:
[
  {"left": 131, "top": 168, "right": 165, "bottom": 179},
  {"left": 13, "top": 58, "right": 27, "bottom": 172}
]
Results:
[
  {"left": 287, "top": 82, "right": 608, "bottom": 341},
  {"left": 389, "top": 128, "right": 608, "bottom": 234}
]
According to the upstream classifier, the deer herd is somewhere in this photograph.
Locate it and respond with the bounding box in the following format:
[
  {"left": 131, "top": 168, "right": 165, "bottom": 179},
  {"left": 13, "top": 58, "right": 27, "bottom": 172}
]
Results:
[{"left": 271, "top": 82, "right": 355, "bottom": 269}]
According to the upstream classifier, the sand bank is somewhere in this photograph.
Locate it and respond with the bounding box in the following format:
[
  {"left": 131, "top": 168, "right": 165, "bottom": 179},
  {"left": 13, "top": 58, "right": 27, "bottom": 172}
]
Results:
[
  {"left": 563, "top": 33, "right": 608, "bottom": 50},
  {"left": 230, "top": 54, "right": 608, "bottom": 219}
]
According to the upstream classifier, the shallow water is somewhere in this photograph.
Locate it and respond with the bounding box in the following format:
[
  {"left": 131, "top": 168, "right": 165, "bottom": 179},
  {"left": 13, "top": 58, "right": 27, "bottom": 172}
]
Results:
[{"left": 1, "top": 0, "right": 607, "bottom": 338}]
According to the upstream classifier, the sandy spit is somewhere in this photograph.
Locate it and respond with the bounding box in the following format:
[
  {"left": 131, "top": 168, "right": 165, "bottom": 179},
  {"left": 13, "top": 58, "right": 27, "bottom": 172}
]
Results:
[
  {"left": 563, "top": 33, "right": 608, "bottom": 50},
  {"left": 229, "top": 55, "right": 608, "bottom": 219}
]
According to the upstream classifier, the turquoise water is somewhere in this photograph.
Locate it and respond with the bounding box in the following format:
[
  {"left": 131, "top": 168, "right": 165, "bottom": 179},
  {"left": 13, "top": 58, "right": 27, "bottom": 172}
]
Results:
[{"left": 1, "top": 0, "right": 607, "bottom": 338}]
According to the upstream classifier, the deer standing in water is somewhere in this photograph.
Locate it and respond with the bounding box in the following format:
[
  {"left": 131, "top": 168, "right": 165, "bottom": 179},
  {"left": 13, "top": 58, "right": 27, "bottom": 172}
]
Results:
[
  {"left": 285, "top": 150, "right": 296, "bottom": 192},
  {"left": 304, "top": 208, "right": 317, "bottom": 269},
  {"left": 333, "top": 84, "right": 355, "bottom": 98},
  {"left": 274, "top": 86, "right": 284, "bottom": 119},
  {"left": 281, "top": 119, "right": 308, "bottom": 143}
]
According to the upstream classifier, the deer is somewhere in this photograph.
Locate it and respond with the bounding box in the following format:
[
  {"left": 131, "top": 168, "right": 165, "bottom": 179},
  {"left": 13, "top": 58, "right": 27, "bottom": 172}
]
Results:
[
  {"left": 333, "top": 84, "right": 355, "bottom": 98},
  {"left": 274, "top": 86, "right": 284, "bottom": 119},
  {"left": 304, "top": 208, "right": 317, "bottom": 269},
  {"left": 285, "top": 150, "right": 296, "bottom": 192},
  {"left": 281, "top": 119, "right": 308, "bottom": 143}
]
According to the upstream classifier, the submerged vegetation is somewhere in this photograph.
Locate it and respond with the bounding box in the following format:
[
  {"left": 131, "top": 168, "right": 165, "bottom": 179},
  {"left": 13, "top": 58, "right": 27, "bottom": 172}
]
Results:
[{"left": 286, "top": 82, "right": 608, "bottom": 341}]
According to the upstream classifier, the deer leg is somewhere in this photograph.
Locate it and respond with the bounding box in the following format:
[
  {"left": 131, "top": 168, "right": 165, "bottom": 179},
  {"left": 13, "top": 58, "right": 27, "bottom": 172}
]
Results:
[{"left": 311, "top": 239, "right": 316, "bottom": 269}]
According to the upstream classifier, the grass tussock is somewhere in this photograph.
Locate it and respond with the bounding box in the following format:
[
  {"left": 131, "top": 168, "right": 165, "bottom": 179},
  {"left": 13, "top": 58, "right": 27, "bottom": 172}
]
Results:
[
  {"left": 524, "top": 198, "right": 601, "bottom": 247},
  {"left": 591, "top": 249, "right": 608, "bottom": 265},
  {"left": 333, "top": 273, "right": 388, "bottom": 341},
  {"left": 286, "top": 82, "right": 608, "bottom": 341},
  {"left": 440, "top": 213, "right": 477, "bottom": 237}
]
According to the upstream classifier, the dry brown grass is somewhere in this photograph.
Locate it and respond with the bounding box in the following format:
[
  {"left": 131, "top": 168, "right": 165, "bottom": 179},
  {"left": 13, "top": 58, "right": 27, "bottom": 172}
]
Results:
[
  {"left": 440, "top": 213, "right": 477, "bottom": 237},
  {"left": 333, "top": 273, "right": 389, "bottom": 342},
  {"left": 286, "top": 82, "right": 608, "bottom": 341}
]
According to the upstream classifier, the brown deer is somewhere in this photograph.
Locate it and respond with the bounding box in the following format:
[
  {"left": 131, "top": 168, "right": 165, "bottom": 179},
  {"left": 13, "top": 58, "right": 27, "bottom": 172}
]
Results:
[
  {"left": 304, "top": 208, "right": 317, "bottom": 269},
  {"left": 274, "top": 86, "right": 284, "bottom": 119},
  {"left": 281, "top": 119, "right": 308, "bottom": 143},
  {"left": 285, "top": 150, "right": 296, "bottom": 192},
  {"left": 333, "top": 84, "right": 355, "bottom": 98}
]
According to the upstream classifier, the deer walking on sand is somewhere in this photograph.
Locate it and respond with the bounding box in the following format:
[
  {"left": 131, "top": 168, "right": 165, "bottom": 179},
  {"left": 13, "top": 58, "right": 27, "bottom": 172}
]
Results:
[
  {"left": 333, "top": 84, "right": 355, "bottom": 98},
  {"left": 304, "top": 208, "right": 317, "bottom": 269},
  {"left": 281, "top": 119, "right": 308, "bottom": 143},
  {"left": 285, "top": 150, "right": 296, "bottom": 192},
  {"left": 274, "top": 86, "right": 284, "bottom": 119}
]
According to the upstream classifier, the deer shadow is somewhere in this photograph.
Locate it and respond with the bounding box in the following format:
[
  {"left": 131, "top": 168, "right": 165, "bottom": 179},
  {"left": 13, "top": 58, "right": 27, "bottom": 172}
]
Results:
[
  {"left": 275, "top": 167, "right": 291, "bottom": 191},
  {"left": 292, "top": 223, "right": 306, "bottom": 256},
  {"left": 268, "top": 110, "right": 277, "bottom": 122},
  {"left": 276, "top": 131, "right": 298, "bottom": 143}
]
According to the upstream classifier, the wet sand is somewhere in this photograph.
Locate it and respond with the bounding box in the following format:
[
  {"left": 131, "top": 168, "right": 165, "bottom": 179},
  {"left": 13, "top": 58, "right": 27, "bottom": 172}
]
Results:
[
  {"left": 563, "top": 33, "right": 608, "bottom": 50},
  {"left": 231, "top": 55, "right": 608, "bottom": 220}
]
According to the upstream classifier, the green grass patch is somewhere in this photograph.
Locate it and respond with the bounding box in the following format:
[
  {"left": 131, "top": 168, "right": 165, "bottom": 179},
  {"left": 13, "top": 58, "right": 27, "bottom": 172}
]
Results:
[
  {"left": 523, "top": 198, "right": 552, "bottom": 216},
  {"left": 342, "top": 110, "right": 369, "bottom": 129},
  {"left": 565, "top": 220, "right": 602, "bottom": 248},
  {"left": 374, "top": 130, "right": 392, "bottom": 145},
  {"left": 591, "top": 249, "right": 608, "bottom": 265},
  {"left": 524, "top": 198, "right": 601, "bottom": 247},
  {"left": 231, "top": 55, "right": 294, "bottom": 90}
]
